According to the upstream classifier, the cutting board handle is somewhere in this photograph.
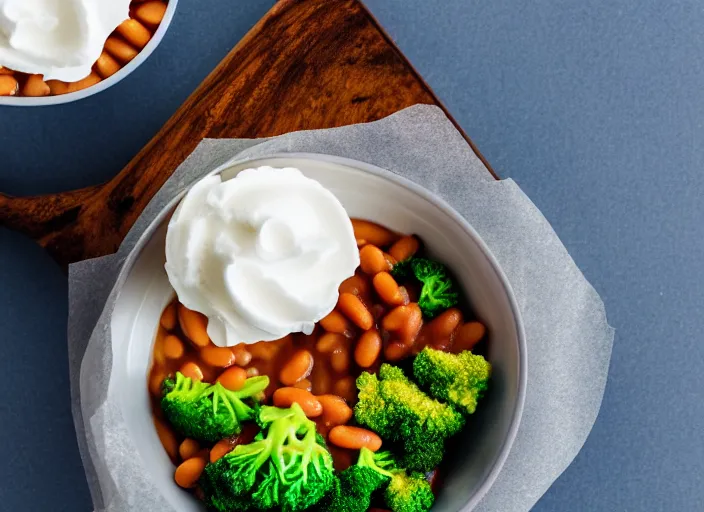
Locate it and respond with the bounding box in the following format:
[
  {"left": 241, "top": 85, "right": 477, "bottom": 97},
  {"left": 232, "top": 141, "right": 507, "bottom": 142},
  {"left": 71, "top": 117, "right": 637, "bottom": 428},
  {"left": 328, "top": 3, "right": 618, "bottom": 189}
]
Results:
[{"left": 1, "top": 185, "right": 103, "bottom": 250}]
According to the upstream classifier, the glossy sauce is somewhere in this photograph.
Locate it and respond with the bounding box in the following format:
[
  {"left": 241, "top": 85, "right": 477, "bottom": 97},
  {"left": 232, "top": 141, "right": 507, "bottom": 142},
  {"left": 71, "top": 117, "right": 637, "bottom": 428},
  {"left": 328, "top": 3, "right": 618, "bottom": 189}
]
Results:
[{"left": 148, "top": 220, "right": 488, "bottom": 507}]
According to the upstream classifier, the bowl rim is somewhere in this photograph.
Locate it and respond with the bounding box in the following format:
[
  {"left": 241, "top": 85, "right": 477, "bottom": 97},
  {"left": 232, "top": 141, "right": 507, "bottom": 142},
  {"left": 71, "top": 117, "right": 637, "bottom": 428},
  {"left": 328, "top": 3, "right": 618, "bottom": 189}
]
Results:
[
  {"left": 0, "top": 0, "right": 179, "bottom": 107},
  {"left": 112, "top": 152, "right": 527, "bottom": 511}
]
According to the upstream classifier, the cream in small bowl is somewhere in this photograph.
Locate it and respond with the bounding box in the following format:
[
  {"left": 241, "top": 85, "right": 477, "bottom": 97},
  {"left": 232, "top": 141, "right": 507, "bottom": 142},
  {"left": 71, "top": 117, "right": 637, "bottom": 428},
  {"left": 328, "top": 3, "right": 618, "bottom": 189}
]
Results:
[
  {"left": 109, "top": 154, "right": 527, "bottom": 512},
  {"left": 0, "top": 0, "right": 177, "bottom": 106}
]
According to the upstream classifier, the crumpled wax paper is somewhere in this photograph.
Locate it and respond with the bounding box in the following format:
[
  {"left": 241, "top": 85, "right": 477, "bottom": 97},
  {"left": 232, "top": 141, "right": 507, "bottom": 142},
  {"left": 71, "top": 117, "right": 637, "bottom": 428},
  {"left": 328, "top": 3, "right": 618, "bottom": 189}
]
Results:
[{"left": 68, "top": 104, "right": 614, "bottom": 512}]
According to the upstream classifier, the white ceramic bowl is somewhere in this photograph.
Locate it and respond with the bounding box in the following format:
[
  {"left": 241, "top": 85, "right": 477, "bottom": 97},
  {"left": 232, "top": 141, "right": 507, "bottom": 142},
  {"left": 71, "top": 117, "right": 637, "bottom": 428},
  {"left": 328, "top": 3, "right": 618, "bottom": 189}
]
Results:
[
  {"left": 0, "top": 0, "right": 178, "bottom": 107},
  {"left": 110, "top": 153, "right": 527, "bottom": 511}
]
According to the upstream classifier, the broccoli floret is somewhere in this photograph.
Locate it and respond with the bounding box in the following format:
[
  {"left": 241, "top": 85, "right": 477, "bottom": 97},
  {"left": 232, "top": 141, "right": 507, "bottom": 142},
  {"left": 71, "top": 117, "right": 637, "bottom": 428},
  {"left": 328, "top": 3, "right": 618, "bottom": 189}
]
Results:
[
  {"left": 397, "top": 436, "right": 445, "bottom": 473},
  {"left": 355, "top": 363, "right": 464, "bottom": 472},
  {"left": 384, "top": 470, "right": 434, "bottom": 512},
  {"left": 390, "top": 258, "right": 414, "bottom": 279},
  {"left": 200, "top": 403, "right": 334, "bottom": 512},
  {"left": 316, "top": 448, "right": 435, "bottom": 512},
  {"left": 161, "top": 371, "right": 268, "bottom": 443},
  {"left": 391, "top": 257, "right": 459, "bottom": 318},
  {"left": 315, "top": 448, "right": 395, "bottom": 512},
  {"left": 411, "top": 258, "right": 459, "bottom": 318},
  {"left": 413, "top": 347, "right": 491, "bottom": 415}
]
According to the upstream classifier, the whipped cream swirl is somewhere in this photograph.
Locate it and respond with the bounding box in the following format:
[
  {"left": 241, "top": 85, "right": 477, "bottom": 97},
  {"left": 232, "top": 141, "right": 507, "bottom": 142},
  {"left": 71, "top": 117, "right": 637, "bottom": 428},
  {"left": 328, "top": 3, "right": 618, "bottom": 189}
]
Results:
[{"left": 165, "top": 166, "right": 359, "bottom": 347}]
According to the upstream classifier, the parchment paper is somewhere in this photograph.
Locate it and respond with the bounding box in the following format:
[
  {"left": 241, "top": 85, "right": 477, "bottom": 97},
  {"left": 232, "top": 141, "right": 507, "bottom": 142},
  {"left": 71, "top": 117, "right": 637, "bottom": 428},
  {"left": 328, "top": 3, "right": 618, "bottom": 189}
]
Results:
[{"left": 68, "top": 105, "right": 614, "bottom": 512}]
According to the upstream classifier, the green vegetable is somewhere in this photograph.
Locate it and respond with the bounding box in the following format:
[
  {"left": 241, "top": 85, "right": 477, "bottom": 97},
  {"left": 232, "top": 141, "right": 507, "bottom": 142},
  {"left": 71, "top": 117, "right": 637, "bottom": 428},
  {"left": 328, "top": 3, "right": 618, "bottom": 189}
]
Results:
[
  {"left": 390, "top": 258, "right": 414, "bottom": 279},
  {"left": 315, "top": 448, "right": 434, "bottom": 512},
  {"left": 392, "top": 257, "right": 459, "bottom": 319},
  {"left": 314, "top": 448, "right": 394, "bottom": 512},
  {"left": 354, "top": 363, "right": 464, "bottom": 472},
  {"left": 384, "top": 469, "right": 435, "bottom": 512},
  {"left": 161, "top": 371, "right": 268, "bottom": 443},
  {"left": 199, "top": 403, "right": 335, "bottom": 512},
  {"left": 413, "top": 346, "right": 491, "bottom": 415}
]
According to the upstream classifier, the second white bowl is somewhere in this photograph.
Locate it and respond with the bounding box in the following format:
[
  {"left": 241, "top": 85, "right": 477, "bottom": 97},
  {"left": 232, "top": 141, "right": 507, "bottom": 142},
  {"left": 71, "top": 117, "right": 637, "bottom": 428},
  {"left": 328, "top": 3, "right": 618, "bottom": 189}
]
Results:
[{"left": 0, "top": 0, "right": 178, "bottom": 107}]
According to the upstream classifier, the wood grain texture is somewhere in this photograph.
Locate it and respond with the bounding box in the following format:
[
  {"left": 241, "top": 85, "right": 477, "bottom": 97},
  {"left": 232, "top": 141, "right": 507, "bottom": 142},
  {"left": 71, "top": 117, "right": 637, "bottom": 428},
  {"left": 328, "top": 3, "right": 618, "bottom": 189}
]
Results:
[{"left": 0, "top": 0, "right": 494, "bottom": 269}]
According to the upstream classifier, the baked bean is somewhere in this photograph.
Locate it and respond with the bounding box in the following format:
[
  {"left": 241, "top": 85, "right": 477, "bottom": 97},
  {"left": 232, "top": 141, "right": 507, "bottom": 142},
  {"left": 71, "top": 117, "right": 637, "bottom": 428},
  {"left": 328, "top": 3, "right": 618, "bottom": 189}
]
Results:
[
  {"left": 339, "top": 274, "right": 371, "bottom": 301},
  {"left": 179, "top": 438, "right": 200, "bottom": 461},
  {"left": 67, "top": 73, "right": 101, "bottom": 93},
  {"left": 232, "top": 344, "right": 252, "bottom": 366},
  {"left": 245, "top": 367, "right": 260, "bottom": 378},
  {"left": 154, "top": 418, "right": 179, "bottom": 462},
  {"left": 333, "top": 376, "right": 357, "bottom": 404},
  {"left": 249, "top": 341, "right": 280, "bottom": 361},
  {"left": 316, "top": 332, "right": 345, "bottom": 353},
  {"left": 330, "top": 347, "right": 351, "bottom": 374},
  {"left": 210, "top": 438, "right": 236, "bottom": 463},
  {"left": 0, "top": 66, "right": 12, "bottom": 75},
  {"left": 273, "top": 388, "right": 323, "bottom": 417},
  {"left": 311, "top": 365, "right": 332, "bottom": 395},
  {"left": 318, "top": 394, "right": 353, "bottom": 426},
  {"left": 351, "top": 220, "right": 399, "bottom": 247},
  {"left": 389, "top": 235, "right": 420, "bottom": 262},
  {"left": 160, "top": 301, "right": 177, "bottom": 330},
  {"left": 217, "top": 367, "right": 247, "bottom": 391},
  {"left": 162, "top": 335, "right": 184, "bottom": 360},
  {"left": 359, "top": 245, "right": 392, "bottom": 275},
  {"left": 95, "top": 51, "right": 121, "bottom": 78},
  {"left": 174, "top": 457, "right": 207, "bottom": 489},
  {"left": 431, "top": 337, "right": 453, "bottom": 351},
  {"left": 382, "top": 303, "right": 422, "bottom": 345},
  {"left": 180, "top": 362, "right": 204, "bottom": 381},
  {"left": 0, "top": 75, "right": 18, "bottom": 96},
  {"left": 104, "top": 36, "right": 139, "bottom": 63},
  {"left": 385, "top": 341, "right": 410, "bottom": 362},
  {"left": 430, "top": 308, "right": 463, "bottom": 339},
  {"left": 337, "top": 293, "right": 373, "bottom": 330},
  {"left": 116, "top": 19, "right": 151, "bottom": 49},
  {"left": 149, "top": 369, "right": 166, "bottom": 396},
  {"left": 201, "top": 346, "right": 236, "bottom": 368},
  {"left": 453, "top": 321, "right": 486, "bottom": 352},
  {"left": 319, "top": 310, "right": 354, "bottom": 335},
  {"left": 272, "top": 335, "right": 292, "bottom": 355},
  {"left": 329, "top": 426, "right": 382, "bottom": 452},
  {"left": 355, "top": 329, "right": 382, "bottom": 368},
  {"left": 46, "top": 80, "right": 69, "bottom": 95},
  {"left": 152, "top": 333, "right": 166, "bottom": 366},
  {"left": 22, "top": 75, "right": 50, "bottom": 97},
  {"left": 178, "top": 305, "right": 210, "bottom": 347},
  {"left": 384, "top": 252, "right": 398, "bottom": 267},
  {"left": 412, "top": 325, "right": 431, "bottom": 355},
  {"left": 356, "top": 238, "right": 367, "bottom": 247},
  {"left": 293, "top": 378, "right": 313, "bottom": 392},
  {"left": 382, "top": 303, "right": 413, "bottom": 330},
  {"left": 373, "top": 272, "right": 407, "bottom": 306},
  {"left": 134, "top": 1, "right": 168, "bottom": 26},
  {"left": 280, "top": 350, "right": 314, "bottom": 385}
]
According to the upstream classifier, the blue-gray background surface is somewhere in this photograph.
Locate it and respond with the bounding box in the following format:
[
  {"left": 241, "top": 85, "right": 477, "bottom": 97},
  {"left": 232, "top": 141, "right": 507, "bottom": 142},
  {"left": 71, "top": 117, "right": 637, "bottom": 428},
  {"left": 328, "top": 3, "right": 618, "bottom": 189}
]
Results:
[{"left": 1, "top": 1, "right": 701, "bottom": 510}]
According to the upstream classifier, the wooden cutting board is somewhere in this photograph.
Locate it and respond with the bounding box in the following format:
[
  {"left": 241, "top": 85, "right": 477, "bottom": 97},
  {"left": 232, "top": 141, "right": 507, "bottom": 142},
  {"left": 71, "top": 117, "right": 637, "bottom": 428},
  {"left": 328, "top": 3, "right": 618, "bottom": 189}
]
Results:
[{"left": 0, "top": 0, "right": 494, "bottom": 269}]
